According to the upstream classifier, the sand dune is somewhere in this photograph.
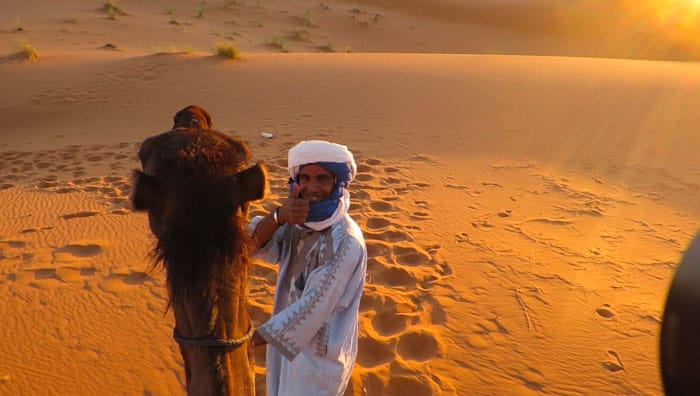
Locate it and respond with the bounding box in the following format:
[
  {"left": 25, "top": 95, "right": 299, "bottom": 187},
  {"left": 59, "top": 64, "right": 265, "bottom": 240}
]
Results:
[{"left": 2, "top": 0, "right": 699, "bottom": 395}]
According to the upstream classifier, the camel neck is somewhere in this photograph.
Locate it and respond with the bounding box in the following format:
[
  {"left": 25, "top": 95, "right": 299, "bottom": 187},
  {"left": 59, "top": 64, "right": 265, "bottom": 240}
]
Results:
[{"left": 174, "top": 266, "right": 255, "bottom": 395}]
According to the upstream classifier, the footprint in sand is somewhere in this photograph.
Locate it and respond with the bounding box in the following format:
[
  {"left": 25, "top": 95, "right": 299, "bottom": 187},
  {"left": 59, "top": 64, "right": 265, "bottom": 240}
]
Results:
[
  {"left": 356, "top": 163, "right": 373, "bottom": 174},
  {"left": 53, "top": 242, "right": 102, "bottom": 259},
  {"left": 409, "top": 182, "right": 432, "bottom": 189},
  {"left": 355, "top": 173, "right": 374, "bottom": 183},
  {"left": 364, "top": 229, "right": 411, "bottom": 243},
  {"left": 371, "top": 294, "right": 417, "bottom": 332},
  {"left": 445, "top": 183, "right": 471, "bottom": 192},
  {"left": 596, "top": 304, "right": 616, "bottom": 319},
  {"left": 465, "top": 334, "right": 491, "bottom": 350},
  {"left": 356, "top": 335, "right": 395, "bottom": 368},
  {"left": 0, "top": 241, "right": 27, "bottom": 263},
  {"left": 396, "top": 327, "right": 442, "bottom": 362},
  {"left": 409, "top": 211, "right": 431, "bottom": 221},
  {"left": 368, "top": 259, "right": 416, "bottom": 289},
  {"left": 392, "top": 186, "right": 413, "bottom": 194},
  {"left": 383, "top": 166, "right": 400, "bottom": 173},
  {"left": 414, "top": 294, "right": 447, "bottom": 325},
  {"left": 371, "top": 310, "right": 408, "bottom": 337},
  {"left": 269, "top": 159, "right": 287, "bottom": 172},
  {"left": 5, "top": 242, "right": 104, "bottom": 284},
  {"left": 602, "top": 350, "right": 625, "bottom": 372},
  {"left": 365, "top": 217, "right": 391, "bottom": 231},
  {"left": 513, "top": 367, "right": 545, "bottom": 392},
  {"left": 497, "top": 210, "right": 512, "bottom": 218},
  {"left": 407, "top": 154, "right": 439, "bottom": 164},
  {"left": 471, "top": 220, "right": 493, "bottom": 228},
  {"left": 101, "top": 269, "right": 151, "bottom": 293},
  {"left": 366, "top": 240, "right": 391, "bottom": 259},
  {"left": 393, "top": 244, "right": 431, "bottom": 267},
  {"left": 2, "top": 142, "right": 140, "bottom": 200},
  {"left": 465, "top": 318, "right": 510, "bottom": 350},
  {"left": 385, "top": 374, "right": 440, "bottom": 396},
  {"left": 455, "top": 232, "right": 470, "bottom": 243},
  {"left": 56, "top": 266, "right": 98, "bottom": 282},
  {"left": 3, "top": 240, "right": 27, "bottom": 249},
  {"left": 60, "top": 211, "right": 100, "bottom": 220},
  {"left": 10, "top": 266, "right": 98, "bottom": 284},
  {"left": 352, "top": 189, "right": 371, "bottom": 201},
  {"left": 414, "top": 200, "right": 430, "bottom": 208},
  {"left": 380, "top": 176, "right": 403, "bottom": 186},
  {"left": 369, "top": 200, "right": 396, "bottom": 213}
]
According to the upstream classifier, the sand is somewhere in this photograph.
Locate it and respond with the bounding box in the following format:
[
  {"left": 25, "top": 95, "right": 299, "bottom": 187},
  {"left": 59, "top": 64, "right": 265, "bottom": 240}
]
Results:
[{"left": 2, "top": 0, "right": 700, "bottom": 395}]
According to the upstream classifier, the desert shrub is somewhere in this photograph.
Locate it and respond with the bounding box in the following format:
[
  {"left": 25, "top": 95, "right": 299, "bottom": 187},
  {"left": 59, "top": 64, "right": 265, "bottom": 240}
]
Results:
[
  {"left": 16, "top": 39, "right": 40, "bottom": 61},
  {"left": 215, "top": 41, "right": 240, "bottom": 59}
]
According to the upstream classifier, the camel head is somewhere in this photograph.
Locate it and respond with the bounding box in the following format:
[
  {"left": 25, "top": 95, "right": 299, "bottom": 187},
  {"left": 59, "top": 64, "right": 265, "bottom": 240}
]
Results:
[
  {"left": 173, "top": 104, "right": 213, "bottom": 130},
  {"left": 131, "top": 127, "right": 266, "bottom": 242}
]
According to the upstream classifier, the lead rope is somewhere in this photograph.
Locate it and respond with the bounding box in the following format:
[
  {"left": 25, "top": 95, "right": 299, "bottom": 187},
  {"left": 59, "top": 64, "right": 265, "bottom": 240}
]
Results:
[{"left": 173, "top": 324, "right": 255, "bottom": 348}]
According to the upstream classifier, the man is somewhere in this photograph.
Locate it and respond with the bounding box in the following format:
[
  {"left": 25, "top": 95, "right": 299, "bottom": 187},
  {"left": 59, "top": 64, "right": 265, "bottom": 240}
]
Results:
[{"left": 247, "top": 140, "right": 367, "bottom": 396}]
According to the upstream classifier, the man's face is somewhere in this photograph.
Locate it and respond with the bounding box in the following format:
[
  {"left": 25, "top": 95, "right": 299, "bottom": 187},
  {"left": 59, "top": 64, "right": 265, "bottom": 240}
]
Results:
[{"left": 298, "top": 164, "right": 335, "bottom": 204}]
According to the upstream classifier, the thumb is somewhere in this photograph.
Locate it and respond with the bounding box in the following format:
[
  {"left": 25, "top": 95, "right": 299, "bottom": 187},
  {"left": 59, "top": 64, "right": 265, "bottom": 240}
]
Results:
[{"left": 289, "top": 182, "right": 301, "bottom": 198}]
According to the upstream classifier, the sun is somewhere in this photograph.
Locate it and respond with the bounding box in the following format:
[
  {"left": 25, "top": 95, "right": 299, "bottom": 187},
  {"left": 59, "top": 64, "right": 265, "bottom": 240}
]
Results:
[
  {"left": 648, "top": 0, "right": 700, "bottom": 32},
  {"left": 658, "top": 0, "right": 700, "bottom": 8}
]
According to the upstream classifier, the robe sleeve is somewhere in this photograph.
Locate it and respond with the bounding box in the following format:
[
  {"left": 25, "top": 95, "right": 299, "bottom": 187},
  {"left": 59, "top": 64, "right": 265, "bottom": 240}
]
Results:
[
  {"left": 257, "top": 235, "right": 364, "bottom": 360},
  {"left": 247, "top": 215, "right": 284, "bottom": 265}
]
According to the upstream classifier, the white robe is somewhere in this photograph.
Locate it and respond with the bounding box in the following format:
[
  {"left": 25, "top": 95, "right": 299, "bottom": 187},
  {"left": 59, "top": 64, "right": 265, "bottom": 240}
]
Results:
[{"left": 248, "top": 214, "right": 367, "bottom": 396}]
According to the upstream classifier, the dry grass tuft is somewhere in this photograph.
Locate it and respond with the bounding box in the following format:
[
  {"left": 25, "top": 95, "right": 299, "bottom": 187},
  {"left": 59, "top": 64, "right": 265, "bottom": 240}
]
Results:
[
  {"left": 16, "top": 39, "right": 40, "bottom": 61},
  {"left": 265, "top": 35, "right": 289, "bottom": 52},
  {"left": 155, "top": 45, "right": 193, "bottom": 54},
  {"left": 288, "top": 29, "right": 310, "bottom": 42},
  {"left": 102, "top": 1, "right": 127, "bottom": 19},
  {"left": 214, "top": 41, "right": 240, "bottom": 59},
  {"left": 317, "top": 42, "right": 335, "bottom": 53}
]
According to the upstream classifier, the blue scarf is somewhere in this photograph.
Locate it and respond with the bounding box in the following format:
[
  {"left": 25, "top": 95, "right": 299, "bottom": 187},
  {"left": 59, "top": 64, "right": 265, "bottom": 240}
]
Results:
[{"left": 290, "top": 162, "right": 352, "bottom": 222}]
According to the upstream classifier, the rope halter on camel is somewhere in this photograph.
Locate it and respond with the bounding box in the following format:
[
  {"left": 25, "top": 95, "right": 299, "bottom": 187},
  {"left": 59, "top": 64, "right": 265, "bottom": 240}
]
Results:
[{"left": 173, "top": 325, "right": 255, "bottom": 348}]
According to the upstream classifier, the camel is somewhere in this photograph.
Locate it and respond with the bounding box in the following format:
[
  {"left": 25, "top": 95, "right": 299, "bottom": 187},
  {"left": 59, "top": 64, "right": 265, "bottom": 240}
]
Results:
[
  {"left": 131, "top": 105, "right": 266, "bottom": 395},
  {"left": 660, "top": 232, "right": 700, "bottom": 395}
]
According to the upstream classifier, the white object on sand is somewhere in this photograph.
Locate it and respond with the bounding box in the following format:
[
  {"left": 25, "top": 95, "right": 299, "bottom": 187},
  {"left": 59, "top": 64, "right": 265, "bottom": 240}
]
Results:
[{"left": 261, "top": 132, "right": 274, "bottom": 139}]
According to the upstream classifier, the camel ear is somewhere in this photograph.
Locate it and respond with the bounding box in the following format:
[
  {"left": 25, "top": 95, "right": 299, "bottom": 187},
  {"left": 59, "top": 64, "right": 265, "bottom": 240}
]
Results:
[
  {"left": 229, "top": 162, "right": 267, "bottom": 203},
  {"left": 202, "top": 108, "right": 212, "bottom": 129},
  {"left": 130, "top": 170, "right": 161, "bottom": 211},
  {"left": 172, "top": 109, "right": 184, "bottom": 129}
]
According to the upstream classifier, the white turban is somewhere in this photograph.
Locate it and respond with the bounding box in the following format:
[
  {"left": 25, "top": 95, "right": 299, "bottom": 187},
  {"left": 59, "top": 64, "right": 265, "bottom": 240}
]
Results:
[{"left": 287, "top": 140, "right": 357, "bottom": 183}]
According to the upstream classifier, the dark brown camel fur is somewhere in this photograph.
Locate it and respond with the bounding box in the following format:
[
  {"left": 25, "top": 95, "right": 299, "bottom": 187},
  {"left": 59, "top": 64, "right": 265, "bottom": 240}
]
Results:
[
  {"left": 173, "top": 104, "right": 213, "bottom": 130},
  {"left": 660, "top": 233, "right": 700, "bottom": 395},
  {"left": 131, "top": 105, "right": 266, "bottom": 395}
]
